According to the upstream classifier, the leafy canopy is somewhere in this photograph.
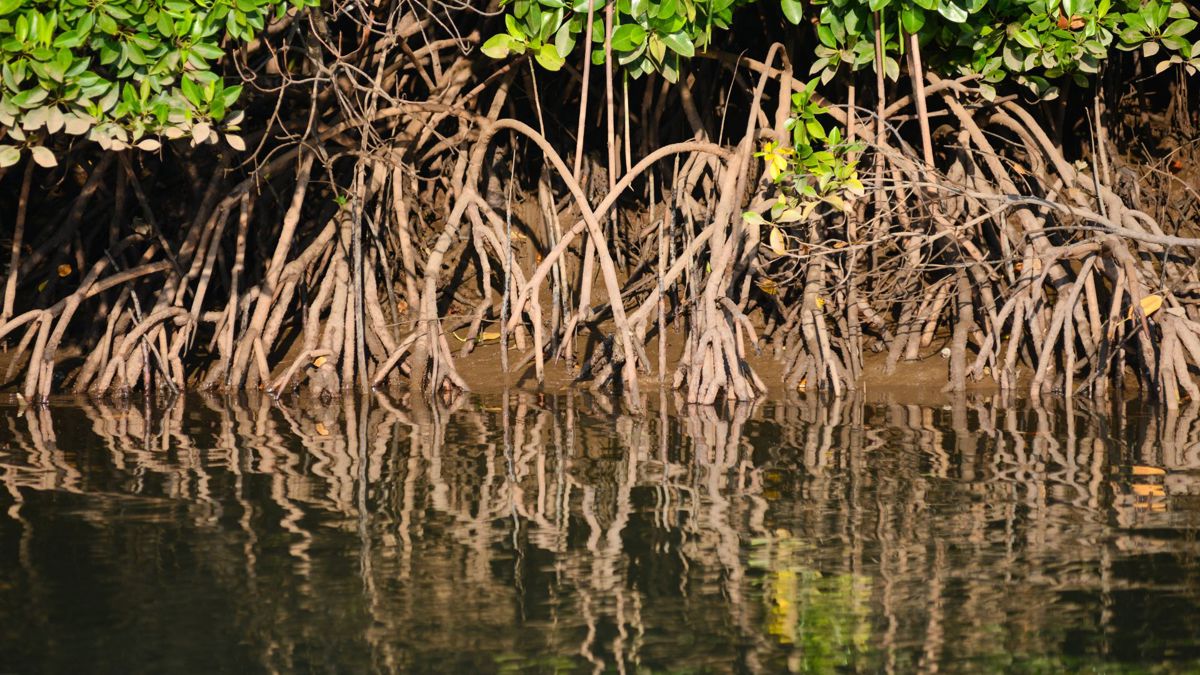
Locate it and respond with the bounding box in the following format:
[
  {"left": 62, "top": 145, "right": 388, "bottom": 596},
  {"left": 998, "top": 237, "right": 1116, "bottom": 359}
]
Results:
[
  {"left": 485, "top": 0, "right": 1199, "bottom": 98},
  {"left": 0, "top": 0, "right": 317, "bottom": 168}
]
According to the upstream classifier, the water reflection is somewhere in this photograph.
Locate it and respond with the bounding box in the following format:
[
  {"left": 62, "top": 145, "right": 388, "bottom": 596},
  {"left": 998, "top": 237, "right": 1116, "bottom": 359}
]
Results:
[{"left": 0, "top": 392, "right": 1199, "bottom": 672}]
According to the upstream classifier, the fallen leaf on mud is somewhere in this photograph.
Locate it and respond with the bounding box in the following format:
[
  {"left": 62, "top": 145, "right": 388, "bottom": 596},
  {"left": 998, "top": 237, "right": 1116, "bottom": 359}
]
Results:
[{"left": 57, "top": 264, "right": 72, "bottom": 277}]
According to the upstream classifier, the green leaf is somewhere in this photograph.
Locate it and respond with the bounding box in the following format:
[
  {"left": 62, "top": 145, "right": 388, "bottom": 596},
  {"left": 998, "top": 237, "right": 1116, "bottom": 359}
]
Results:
[
  {"left": 936, "top": 0, "right": 969, "bottom": 23},
  {"left": 741, "top": 211, "right": 767, "bottom": 226},
  {"left": 661, "top": 31, "right": 694, "bottom": 57},
  {"left": 0, "top": 146, "right": 19, "bottom": 168},
  {"left": 781, "top": 0, "right": 804, "bottom": 24},
  {"left": 481, "top": 33, "right": 513, "bottom": 58},
  {"left": 900, "top": 5, "right": 925, "bottom": 34},
  {"left": 553, "top": 23, "right": 575, "bottom": 57},
  {"left": 535, "top": 43, "right": 565, "bottom": 70},
  {"left": 1165, "top": 19, "right": 1196, "bottom": 37},
  {"left": 190, "top": 42, "right": 224, "bottom": 60},
  {"left": 610, "top": 24, "right": 646, "bottom": 51}
]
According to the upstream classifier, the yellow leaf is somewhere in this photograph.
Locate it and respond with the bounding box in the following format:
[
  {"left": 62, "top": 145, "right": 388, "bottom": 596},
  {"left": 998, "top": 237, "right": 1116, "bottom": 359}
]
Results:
[
  {"left": 777, "top": 208, "right": 804, "bottom": 223},
  {"left": 815, "top": 297, "right": 826, "bottom": 308},
  {"left": 479, "top": 331, "right": 501, "bottom": 341},
  {"left": 1140, "top": 294, "right": 1163, "bottom": 317},
  {"left": 769, "top": 227, "right": 787, "bottom": 256},
  {"left": 37, "top": 280, "right": 47, "bottom": 293},
  {"left": 756, "top": 278, "right": 778, "bottom": 295},
  {"left": 1132, "top": 465, "right": 1166, "bottom": 476},
  {"left": 57, "top": 264, "right": 72, "bottom": 277},
  {"left": 832, "top": 241, "right": 848, "bottom": 249},
  {"left": 313, "top": 356, "right": 328, "bottom": 367},
  {"left": 315, "top": 422, "right": 329, "bottom": 436},
  {"left": 823, "top": 194, "right": 846, "bottom": 211},
  {"left": 770, "top": 155, "right": 788, "bottom": 180}
]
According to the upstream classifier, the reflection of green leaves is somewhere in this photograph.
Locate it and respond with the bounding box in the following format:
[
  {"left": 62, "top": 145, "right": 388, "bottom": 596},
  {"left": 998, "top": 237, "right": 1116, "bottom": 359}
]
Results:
[{"left": 751, "top": 533, "right": 873, "bottom": 672}]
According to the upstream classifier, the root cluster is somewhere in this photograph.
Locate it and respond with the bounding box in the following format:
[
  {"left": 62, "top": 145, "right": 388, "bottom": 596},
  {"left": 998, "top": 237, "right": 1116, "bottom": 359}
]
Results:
[{"left": 1, "top": 5, "right": 1198, "bottom": 409}]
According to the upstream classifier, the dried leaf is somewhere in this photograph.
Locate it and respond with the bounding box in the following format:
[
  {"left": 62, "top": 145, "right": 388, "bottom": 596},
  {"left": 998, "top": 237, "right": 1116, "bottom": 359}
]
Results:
[
  {"left": 313, "top": 355, "right": 328, "bottom": 367},
  {"left": 1140, "top": 294, "right": 1163, "bottom": 317},
  {"left": 57, "top": 264, "right": 72, "bottom": 278},
  {"left": 755, "top": 278, "right": 778, "bottom": 295},
  {"left": 315, "top": 422, "right": 329, "bottom": 436},
  {"left": 1132, "top": 465, "right": 1166, "bottom": 476}
]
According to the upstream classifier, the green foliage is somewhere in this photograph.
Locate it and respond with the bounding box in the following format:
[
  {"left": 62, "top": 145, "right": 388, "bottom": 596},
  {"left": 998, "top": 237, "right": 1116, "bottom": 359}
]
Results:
[
  {"left": 483, "top": 0, "right": 756, "bottom": 82},
  {"left": 485, "top": 0, "right": 1199, "bottom": 98},
  {"left": 749, "top": 532, "right": 873, "bottom": 671},
  {"left": 803, "top": 0, "right": 1198, "bottom": 100},
  {"left": 752, "top": 83, "right": 864, "bottom": 234},
  {"left": 0, "top": 0, "right": 317, "bottom": 167}
]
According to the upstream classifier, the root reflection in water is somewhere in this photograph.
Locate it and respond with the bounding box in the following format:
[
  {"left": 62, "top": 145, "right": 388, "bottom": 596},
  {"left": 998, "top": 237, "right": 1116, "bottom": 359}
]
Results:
[{"left": 0, "top": 393, "right": 1198, "bottom": 672}]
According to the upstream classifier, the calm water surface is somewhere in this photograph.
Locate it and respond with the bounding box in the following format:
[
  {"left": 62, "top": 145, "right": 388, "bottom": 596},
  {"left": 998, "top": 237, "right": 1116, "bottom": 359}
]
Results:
[{"left": 0, "top": 392, "right": 1198, "bottom": 673}]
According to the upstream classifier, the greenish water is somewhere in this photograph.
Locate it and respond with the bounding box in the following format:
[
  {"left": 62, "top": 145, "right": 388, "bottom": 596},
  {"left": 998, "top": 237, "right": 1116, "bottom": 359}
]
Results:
[{"left": 0, "top": 392, "right": 1198, "bottom": 673}]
